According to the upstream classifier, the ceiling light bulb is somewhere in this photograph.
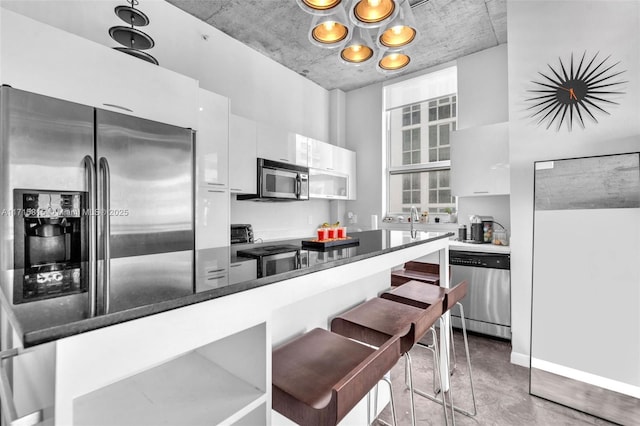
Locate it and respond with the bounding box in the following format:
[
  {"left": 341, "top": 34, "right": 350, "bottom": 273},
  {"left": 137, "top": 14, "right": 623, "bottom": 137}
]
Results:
[
  {"left": 341, "top": 44, "right": 374, "bottom": 63},
  {"left": 380, "top": 24, "right": 416, "bottom": 48},
  {"left": 379, "top": 52, "right": 410, "bottom": 70},
  {"left": 312, "top": 20, "right": 349, "bottom": 44},
  {"left": 301, "top": 0, "right": 342, "bottom": 11},
  {"left": 354, "top": 0, "right": 395, "bottom": 24},
  {"left": 323, "top": 21, "right": 336, "bottom": 31}
]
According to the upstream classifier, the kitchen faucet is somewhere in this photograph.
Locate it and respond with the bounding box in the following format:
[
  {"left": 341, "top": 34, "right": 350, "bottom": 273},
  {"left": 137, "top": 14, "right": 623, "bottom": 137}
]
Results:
[{"left": 410, "top": 205, "right": 419, "bottom": 238}]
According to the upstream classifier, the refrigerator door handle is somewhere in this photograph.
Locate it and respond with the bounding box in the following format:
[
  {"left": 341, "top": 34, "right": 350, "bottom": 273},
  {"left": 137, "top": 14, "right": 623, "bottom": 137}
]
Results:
[
  {"left": 83, "top": 155, "right": 97, "bottom": 317},
  {"left": 99, "top": 157, "right": 111, "bottom": 314}
]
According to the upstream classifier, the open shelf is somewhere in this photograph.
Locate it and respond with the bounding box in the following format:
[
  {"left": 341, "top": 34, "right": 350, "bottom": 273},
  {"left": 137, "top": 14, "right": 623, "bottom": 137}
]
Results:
[{"left": 74, "top": 350, "right": 265, "bottom": 425}]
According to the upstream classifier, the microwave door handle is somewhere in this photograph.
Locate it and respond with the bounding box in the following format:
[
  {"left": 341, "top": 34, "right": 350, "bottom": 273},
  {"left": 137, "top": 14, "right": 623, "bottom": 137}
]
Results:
[
  {"left": 296, "top": 174, "right": 301, "bottom": 198},
  {"left": 99, "top": 157, "right": 111, "bottom": 315},
  {"left": 83, "top": 156, "right": 97, "bottom": 317}
]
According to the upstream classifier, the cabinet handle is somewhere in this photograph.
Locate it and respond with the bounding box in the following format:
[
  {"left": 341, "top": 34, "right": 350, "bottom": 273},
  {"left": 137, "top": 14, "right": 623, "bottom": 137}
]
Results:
[
  {"left": 473, "top": 191, "right": 489, "bottom": 194},
  {"left": 279, "top": 158, "right": 290, "bottom": 162},
  {"left": 206, "top": 182, "right": 225, "bottom": 186},
  {"left": 206, "top": 268, "right": 226, "bottom": 274},
  {"left": 230, "top": 264, "right": 242, "bottom": 268},
  {"left": 0, "top": 349, "right": 45, "bottom": 426},
  {"left": 207, "top": 275, "right": 227, "bottom": 281},
  {"left": 230, "top": 188, "right": 243, "bottom": 192},
  {"left": 207, "top": 190, "right": 225, "bottom": 193},
  {"left": 326, "top": 167, "right": 334, "bottom": 171}
]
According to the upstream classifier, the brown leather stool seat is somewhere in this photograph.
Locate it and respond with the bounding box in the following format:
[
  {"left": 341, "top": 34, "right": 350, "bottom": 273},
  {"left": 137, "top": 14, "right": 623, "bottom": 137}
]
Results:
[
  {"left": 381, "top": 280, "right": 477, "bottom": 418},
  {"left": 272, "top": 328, "right": 402, "bottom": 426},
  {"left": 391, "top": 261, "right": 441, "bottom": 287},
  {"left": 331, "top": 297, "right": 450, "bottom": 426}
]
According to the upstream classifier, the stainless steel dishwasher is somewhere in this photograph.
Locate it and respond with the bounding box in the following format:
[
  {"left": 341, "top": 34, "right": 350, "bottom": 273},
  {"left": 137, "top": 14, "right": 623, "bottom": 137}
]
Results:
[{"left": 449, "top": 250, "right": 511, "bottom": 340}]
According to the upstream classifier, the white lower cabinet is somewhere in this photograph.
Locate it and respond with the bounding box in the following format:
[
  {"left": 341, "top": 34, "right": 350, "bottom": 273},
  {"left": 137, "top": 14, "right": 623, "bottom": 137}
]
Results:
[
  {"left": 229, "top": 114, "right": 257, "bottom": 194},
  {"left": 230, "top": 258, "right": 258, "bottom": 284},
  {"left": 196, "top": 186, "right": 229, "bottom": 250}
]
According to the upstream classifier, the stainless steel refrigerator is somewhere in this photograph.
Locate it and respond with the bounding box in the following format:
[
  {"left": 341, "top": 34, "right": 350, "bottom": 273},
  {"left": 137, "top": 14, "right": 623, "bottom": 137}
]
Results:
[
  {"left": 530, "top": 152, "right": 640, "bottom": 425},
  {"left": 0, "top": 87, "right": 194, "bottom": 316}
]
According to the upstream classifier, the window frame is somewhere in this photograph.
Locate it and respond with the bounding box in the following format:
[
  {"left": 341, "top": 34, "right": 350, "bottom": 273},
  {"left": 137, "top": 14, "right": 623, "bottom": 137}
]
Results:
[{"left": 386, "top": 93, "right": 457, "bottom": 215}]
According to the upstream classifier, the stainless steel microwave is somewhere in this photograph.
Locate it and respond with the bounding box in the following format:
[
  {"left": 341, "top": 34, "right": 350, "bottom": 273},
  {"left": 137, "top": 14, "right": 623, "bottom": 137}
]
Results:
[{"left": 238, "top": 158, "right": 309, "bottom": 201}]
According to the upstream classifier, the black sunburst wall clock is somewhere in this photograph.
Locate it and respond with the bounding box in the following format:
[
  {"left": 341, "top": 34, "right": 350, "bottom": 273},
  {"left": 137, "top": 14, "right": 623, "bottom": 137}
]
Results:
[{"left": 526, "top": 52, "right": 627, "bottom": 131}]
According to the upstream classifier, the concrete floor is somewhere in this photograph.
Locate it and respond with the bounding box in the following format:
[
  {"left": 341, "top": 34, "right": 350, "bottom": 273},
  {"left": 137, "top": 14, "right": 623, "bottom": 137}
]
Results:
[{"left": 374, "top": 330, "right": 617, "bottom": 426}]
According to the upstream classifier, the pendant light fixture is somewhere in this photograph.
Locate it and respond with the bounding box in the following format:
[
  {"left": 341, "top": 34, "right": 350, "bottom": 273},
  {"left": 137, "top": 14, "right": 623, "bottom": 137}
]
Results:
[
  {"left": 298, "top": 0, "right": 419, "bottom": 74},
  {"left": 349, "top": 0, "right": 398, "bottom": 28},
  {"left": 307, "top": 5, "right": 351, "bottom": 48},
  {"left": 377, "top": 0, "right": 418, "bottom": 49},
  {"left": 109, "top": 0, "right": 158, "bottom": 65},
  {"left": 377, "top": 50, "right": 411, "bottom": 73},
  {"left": 340, "top": 27, "right": 374, "bottom": 64}
]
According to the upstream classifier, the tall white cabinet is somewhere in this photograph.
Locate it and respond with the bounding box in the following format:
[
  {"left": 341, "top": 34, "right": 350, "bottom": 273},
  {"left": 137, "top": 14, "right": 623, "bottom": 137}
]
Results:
[{"left": 229, "top": 114, "right": 258, "bottom": 194}]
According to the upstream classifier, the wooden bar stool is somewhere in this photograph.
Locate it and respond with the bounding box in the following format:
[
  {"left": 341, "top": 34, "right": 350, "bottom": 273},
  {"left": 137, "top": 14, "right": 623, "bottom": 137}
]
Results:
[
  {"left": 272, "top": 328, "right": 402, "bottom": 425},
  {"left": 391, "top": 261, "right": 441, "bottom": 287},
  {"left": 381, "top": 280, "right": 477, "bottom": 418},
  {"left": 331, "top": 297, "right": 451, "bottom": 426}
]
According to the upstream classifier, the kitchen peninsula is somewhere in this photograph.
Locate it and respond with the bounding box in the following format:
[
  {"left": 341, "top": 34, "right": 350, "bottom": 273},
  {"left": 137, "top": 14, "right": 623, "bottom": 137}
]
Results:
[{"left": 0, "top": 229, "right": 452, "bottom": 425}]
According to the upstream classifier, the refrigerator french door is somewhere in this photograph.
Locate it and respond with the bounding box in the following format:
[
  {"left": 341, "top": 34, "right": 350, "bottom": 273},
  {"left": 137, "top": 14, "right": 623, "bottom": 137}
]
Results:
[{"left": 1, "top": 86, "right": 194, "bottom": 316}]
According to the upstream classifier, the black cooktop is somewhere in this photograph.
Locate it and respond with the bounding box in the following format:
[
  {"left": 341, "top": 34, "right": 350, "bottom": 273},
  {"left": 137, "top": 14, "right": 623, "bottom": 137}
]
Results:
[{"left": 236, "top": 244, "right": 300, "bottom": 258}]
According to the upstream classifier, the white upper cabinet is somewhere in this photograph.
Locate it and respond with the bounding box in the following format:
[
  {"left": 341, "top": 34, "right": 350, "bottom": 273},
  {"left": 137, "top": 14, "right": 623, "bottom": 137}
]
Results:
[
  {"left": 197, "top": 89, "right": 229, "bottom": 188},
  {"left": 450, "top": 122, "right": 509, "bottom": 197},
  {"left": 0, "top": 9, "right": 198, "bottom": 129},
  {"left": 256, "top": 122, "right": 307, "bottom": 166},
  {"left": 308, "top": 139, "right": 357, "bottom": 200},
  {"left": 308, "top": 138, "right": 335, "bottom": 170},
  {"left": 229, "top": 114, "right": 257, "bottom": 194}
]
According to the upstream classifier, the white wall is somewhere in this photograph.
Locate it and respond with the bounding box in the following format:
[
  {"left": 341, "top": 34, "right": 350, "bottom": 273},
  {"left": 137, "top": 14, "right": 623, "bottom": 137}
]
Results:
[
  {"left": 507, "top": 0, "right": 640, "bottom": 366},
  {"left": 457, "top": 44, "right": 509, "bottom": 129},
  {"left": 230, "top": 198, "right": 330, "bottom": 242},
  {"left": 344, "top": 83, "right": 385, "bottom": 231}
]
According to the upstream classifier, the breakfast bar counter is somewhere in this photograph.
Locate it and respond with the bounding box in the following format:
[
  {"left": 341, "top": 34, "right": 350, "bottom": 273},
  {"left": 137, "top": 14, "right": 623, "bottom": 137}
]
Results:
[{"left": 0, "top": 230, "right": 452, "bottom": 425}]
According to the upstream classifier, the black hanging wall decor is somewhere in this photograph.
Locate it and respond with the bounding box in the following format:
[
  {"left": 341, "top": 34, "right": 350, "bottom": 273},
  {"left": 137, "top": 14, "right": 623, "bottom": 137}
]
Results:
[{"left": 109, "top": 0, "right": 158, "bottom": 65}]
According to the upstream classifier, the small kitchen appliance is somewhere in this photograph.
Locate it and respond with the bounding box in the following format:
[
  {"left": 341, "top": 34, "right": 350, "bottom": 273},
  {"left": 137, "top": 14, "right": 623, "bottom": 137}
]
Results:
[
  {"left": 469, "top": 215, "right": 493, "bottom": 243},
  {"left": 237, "top": 158, "right": 309, "bottom": 201},
  {"left": 230, "top": 224, "right": 254, "bottom": 244}
]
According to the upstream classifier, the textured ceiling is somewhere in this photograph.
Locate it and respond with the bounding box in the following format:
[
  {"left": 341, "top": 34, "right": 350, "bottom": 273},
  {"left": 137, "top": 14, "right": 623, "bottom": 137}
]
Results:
[{"left": 166, "top": 0, "right": 507, "bottom": 92}]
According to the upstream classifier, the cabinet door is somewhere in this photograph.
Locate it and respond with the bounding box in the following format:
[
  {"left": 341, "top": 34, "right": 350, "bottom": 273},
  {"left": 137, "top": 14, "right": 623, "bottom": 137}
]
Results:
[
  {"left": 229, "top": 259, "right": 258, "bottom": 284},
  {"left": 256, "top": 123, "right": 307, "bottom": 166},
  {"left": 308, "top": 138, "right": 334, "bottom": 170},
  {"left": 0, "top": 9, "right": 198, "bottom": 129},
  {"left": 197, "top": 89, "right": 229, "bottom": 187},
  {"left": 333, "top": 146, "right": 357, "bottom": 200},
  {"left": 229, "top": 114, "right": 257, "bottom": 194},
  {"left": 196, "top": 187, "right": 230, "bottom": 250},
  {"left": 450, "top": 122, "right": 509, "bottom": 196},
  {"left": 309, "top": 169, "right": 349, "bottom": 199}
]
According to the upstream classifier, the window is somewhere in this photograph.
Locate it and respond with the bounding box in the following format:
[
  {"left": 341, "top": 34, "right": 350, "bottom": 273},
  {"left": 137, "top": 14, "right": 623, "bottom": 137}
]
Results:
[{"left": 387, "top": 94, "right": 457, "bottom": 214}]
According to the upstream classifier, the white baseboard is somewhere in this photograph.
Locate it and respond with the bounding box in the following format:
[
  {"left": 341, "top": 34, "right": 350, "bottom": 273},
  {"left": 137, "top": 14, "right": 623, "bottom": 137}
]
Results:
[{"left": 510, "top": 351, "right": 530, "bottom": 368}]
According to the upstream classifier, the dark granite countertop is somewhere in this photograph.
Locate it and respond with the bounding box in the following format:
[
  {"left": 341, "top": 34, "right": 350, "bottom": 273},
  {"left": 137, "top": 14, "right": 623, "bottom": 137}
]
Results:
[{"left": 0, "top": 230, "right": 452, "bottom": 348}]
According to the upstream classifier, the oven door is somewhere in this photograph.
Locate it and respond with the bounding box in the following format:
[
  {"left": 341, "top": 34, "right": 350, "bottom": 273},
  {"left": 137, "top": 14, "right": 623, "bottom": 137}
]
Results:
[
  {"left": 261, "top": 167, "right": 299, "bottom": 199},
  {"left": 260, "top": 251, "right": 300, "bottom": 277}
]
